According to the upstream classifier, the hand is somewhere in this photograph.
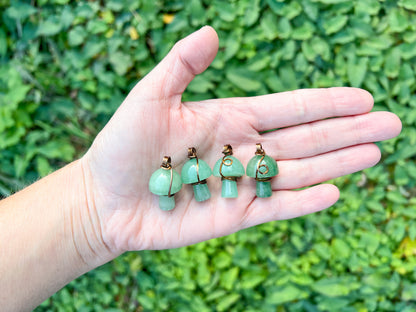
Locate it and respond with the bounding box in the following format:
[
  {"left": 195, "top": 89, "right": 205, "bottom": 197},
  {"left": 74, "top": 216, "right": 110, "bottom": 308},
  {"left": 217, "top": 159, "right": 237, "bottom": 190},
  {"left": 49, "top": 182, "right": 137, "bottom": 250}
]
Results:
[{"left": 81, "top": 26, "right": 401, "bottom": 254}]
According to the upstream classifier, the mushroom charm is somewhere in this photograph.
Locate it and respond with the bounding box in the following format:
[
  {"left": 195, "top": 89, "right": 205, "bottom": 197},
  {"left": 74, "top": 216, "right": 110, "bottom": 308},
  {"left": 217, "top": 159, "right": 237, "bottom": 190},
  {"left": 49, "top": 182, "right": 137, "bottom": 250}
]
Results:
[
  {"left": 149, "top": 156, "right": 183, "bottom": 211},
  {"left": 246, "top": 143, "right": 278, "bottom": 198},
  {"left": 181, "top": 147, "right": 212, "bottom": 202},
  {"left": 213, "top": 144, "right": 245, "bottom": 198}
]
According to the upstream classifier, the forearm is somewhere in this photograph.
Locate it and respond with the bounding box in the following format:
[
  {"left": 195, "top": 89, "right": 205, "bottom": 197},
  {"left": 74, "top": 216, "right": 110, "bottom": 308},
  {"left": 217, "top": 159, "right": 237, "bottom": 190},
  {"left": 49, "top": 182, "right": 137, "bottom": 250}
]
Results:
[{"left": 0, "top": 160, "right": 118, "bottom": 311}]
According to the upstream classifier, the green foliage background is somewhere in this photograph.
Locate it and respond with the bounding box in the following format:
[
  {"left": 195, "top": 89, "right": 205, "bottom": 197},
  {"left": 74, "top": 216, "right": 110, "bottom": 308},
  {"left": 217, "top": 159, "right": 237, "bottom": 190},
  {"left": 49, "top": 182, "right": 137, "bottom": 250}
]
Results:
[{"left": 1, "top": 0, "right": 416, "bottom": 310}]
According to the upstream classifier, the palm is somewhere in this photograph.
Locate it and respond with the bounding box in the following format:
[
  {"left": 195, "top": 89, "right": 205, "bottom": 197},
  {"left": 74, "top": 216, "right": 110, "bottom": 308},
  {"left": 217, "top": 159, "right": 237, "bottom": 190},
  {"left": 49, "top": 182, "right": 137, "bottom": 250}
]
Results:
[{"left": 82, "top": 27, "right": 401, "bottom": 254}]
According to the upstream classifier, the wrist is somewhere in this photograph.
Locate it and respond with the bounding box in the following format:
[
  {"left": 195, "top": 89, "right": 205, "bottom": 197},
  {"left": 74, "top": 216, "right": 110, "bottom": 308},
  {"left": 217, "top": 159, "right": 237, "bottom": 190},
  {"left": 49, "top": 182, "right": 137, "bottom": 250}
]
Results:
[
  {"left": 67, "top": 158, "right": 121, "bottom": 270},
  {"left": 0, "top": 160, "right": 120, "bottom": 311}
]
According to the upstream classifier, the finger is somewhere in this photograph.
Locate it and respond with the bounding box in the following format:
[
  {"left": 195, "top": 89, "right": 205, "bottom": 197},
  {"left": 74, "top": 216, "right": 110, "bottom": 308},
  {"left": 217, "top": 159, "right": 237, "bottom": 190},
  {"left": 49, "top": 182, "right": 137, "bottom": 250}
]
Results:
[
  {"left": 135, "top": 26, "right": 219, "bottom": 105},
  {"left": 261, "top": 111, "right": 402, "bottom": 159},
  {"left": 217, "top": 87, "right": 374, "bottom": 131},
  {"left": 238, "top": 184, "right": 339, "bottom": 229},
  {"left": 270, "top": 143, "right": 381, "bottom": 190}
]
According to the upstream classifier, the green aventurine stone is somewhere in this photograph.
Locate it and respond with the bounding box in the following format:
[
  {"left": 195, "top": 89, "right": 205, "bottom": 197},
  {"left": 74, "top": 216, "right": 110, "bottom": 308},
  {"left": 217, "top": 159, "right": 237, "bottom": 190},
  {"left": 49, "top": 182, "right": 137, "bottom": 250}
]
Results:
[
  {"left": 181, "top": 158, "right": 212, "bottom": 184},
  {"left": 256, "top": 181, "right": 272, "bottom": 198},
  {"left": 222, "top": 179, "right": 238, "bottom": 198},
  {"left": 149, "top": 168, "right": 182, "bottom": 196},
  {"left": 213, "top": 156, "right": 245, "bottom": 177},
  {"left": 246, "top": 155, "right": 278, "bottom": 178},
  {"left": 193, "top": 183, "right": 211, "bottom": 202},
  {"left": 159, "top": 195, "right": 175, "bottom": 211}
]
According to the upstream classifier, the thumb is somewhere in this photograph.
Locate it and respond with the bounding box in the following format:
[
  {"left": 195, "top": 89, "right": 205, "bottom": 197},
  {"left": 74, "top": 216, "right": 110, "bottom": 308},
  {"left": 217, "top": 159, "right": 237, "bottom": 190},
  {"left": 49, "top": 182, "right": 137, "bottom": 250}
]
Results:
[{"left": 137, "top": 26, "right": 219, "bottom": 102}]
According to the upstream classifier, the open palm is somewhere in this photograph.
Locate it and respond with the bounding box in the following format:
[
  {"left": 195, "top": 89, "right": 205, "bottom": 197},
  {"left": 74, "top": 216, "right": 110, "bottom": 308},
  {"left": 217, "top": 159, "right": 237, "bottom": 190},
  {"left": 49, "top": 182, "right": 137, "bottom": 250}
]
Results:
[{"left": 82, "top": 27, "right": 401, "bottom": 254}]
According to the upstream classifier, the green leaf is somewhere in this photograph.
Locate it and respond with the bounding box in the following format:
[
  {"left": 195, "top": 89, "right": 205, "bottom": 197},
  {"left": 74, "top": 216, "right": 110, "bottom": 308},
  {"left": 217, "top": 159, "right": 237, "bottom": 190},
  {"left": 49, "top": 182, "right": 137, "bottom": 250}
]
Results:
[
  {"left": 215, "top": 1, "right": 236, "bottom": 22},
  {"left": 68, "top": 26, "right": 87, "bottom": 46},
  {"left": 187, "top": 75, "right": 215, "bottom": 93},
  {"left": 279, "top": 1, "right": 302, "bottom": 20},
  {"left": 312, "top": 278, "right": 357, "bottom": 297},
  {"left": 37, "top": 17, "right": 63, "bottom": 36},
  {"left": 347, "top": 56, "right": 368, "bottom": 87},
  {"left": 36, "top": 156, "right": 52, "bottom": 177},
  {"left": 240, "top": 270, "right": 266, "bottom": 289},
  {"left": 359, "top": 232, "right": 380, "bottom": 254},
  {"left": 226, "top": 69, "right": 262, "bottom": 92},
  {"left": 385, "top": 48, "right": 401, "bottom": 78},
  {"left": 260, "top": 12, "right": 282, "bottom": 40},
  {"left": 331, "top": 238, "right": 351, "bottom": 258},
  {"left": 188, "top": 0, "right": 207, "bottom": 26},
  {"left": 386, "top": 191, "right": 408, "bottom": 204},
  {"left": 14, "top": 154, "right": 30, "bottom": 178},
  {"left": 244, "top": 0, "right": 260, "bottom": 26},
  {"left": 394, "top": 164, "right": 409, "bottom": 186},
  {"left": 219, "top": 267, "right": 239, "bottom": 290},
  {"left": 402, "top": 284, "right": 416, "bottom": 301},
  {"left": 350, "top": 17, "right": 374, "bottom": 38},
  {"left": 399, "top": 0, "right": 416, "bottom": 11},
  {"left": 317, "top": 297, "right": 350, "bottom": 310},
  {"left": 310, "top": 36, "right": 331, "bottom": 60},
  {"left": 38, "top": 140, "right": 76, "bottom": 162},
  {"left": 109, "top": 51, "right": 132, "bottom": 76},
  {"left": 5, "top": 2, "right": 37, "bottom": 20},
  {"left": 266, "top": 285, "right": 308, "bottom": 305},
  {"left": 388, "top": 9, "right": 409, "bottom": 32},
  {"left": 224, "top": 32, "right": 241, "bottom": 60},
  {"left": 212, "top": 251, "right": 232, "bottom": 269},
  {"left": 86, "top": 19, "right": 108, "bottom": 34},
  {"left": 323, "top": 15, "right": 348, "bottom": 35},
  {"left": 291, "top": 21, "right": 314, "bottom": 40},
  {"left": 216, "top": 293, "right": 240, "bottom": 311}
]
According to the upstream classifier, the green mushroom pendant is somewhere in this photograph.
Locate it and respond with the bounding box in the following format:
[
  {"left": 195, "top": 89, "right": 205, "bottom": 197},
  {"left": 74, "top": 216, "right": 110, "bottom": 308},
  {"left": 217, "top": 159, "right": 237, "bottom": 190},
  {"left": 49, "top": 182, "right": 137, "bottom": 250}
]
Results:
[
  {"left": 246, "top": 143, "right": 278, "bottom": 198},
  {"left": 181, "top": 147, "right": 212, "bottom": 202},
  {"left": 213, "top": 144, "right": 245, "bottom": 198},
  {"left": 149, "top": 156, "right": 182, "bottom": 211}
]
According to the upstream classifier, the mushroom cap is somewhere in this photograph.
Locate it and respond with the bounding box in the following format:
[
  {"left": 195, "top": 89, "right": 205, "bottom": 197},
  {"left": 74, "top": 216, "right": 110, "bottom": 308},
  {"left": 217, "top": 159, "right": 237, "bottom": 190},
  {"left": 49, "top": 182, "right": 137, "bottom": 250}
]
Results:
[
  {"left": 181, "top": 158, "right": 212, "bottom": 184},
  {"left": 149, "top": 167, "right": 182, "bottom": 196},
  {"left": 246, "top": 155, "right": 278, "bottom": 178},
  {"left": 213, "top": 156, "right": 245, "bottom": 177}
]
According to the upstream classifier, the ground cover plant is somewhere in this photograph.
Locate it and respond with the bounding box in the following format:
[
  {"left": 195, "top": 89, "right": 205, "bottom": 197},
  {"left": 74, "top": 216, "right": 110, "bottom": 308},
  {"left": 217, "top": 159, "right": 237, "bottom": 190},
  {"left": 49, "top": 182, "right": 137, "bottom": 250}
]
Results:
[{"left": 1, "top": 0, "right": 415, "bottom": 311}]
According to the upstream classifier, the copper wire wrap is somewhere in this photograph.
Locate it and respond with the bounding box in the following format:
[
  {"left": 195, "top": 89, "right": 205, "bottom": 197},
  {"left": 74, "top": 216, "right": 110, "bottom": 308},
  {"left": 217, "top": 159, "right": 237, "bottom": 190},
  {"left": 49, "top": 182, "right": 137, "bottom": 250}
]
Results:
[
  {"left": 219, "top": 144, "right": 237, "bottom": 181},
  {"left": 161, "top": 156, "right": 174, "bottom": 197},
  {"left": 255, "top": 143, "right": 271, "bottom": 182},
  {"left": 188, "top": 147, "right": 205, "bottom": 185}
]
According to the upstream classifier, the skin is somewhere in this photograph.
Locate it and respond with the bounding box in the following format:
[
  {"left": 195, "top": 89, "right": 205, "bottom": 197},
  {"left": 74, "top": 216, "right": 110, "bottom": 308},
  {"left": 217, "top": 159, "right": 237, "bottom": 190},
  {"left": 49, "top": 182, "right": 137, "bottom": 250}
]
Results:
[{"left": 0, "top": 26, "right": 402, "bottom": 311}]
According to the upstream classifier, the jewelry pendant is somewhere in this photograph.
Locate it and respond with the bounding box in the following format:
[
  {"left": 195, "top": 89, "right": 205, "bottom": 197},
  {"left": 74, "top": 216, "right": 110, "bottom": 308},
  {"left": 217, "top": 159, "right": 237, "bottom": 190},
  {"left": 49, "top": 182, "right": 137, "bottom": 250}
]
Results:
[
  {"left": 181, "top": 147, "right": 212, "bottom": 202},
  {"left": 213, "top": 144, "right": 245, "bottom": 198},
  {"left": 149, "top": 156, "right": 182, "bottom": 211},
  {"left": 246, "top": 143, "right": 278, "bottom": 198}
]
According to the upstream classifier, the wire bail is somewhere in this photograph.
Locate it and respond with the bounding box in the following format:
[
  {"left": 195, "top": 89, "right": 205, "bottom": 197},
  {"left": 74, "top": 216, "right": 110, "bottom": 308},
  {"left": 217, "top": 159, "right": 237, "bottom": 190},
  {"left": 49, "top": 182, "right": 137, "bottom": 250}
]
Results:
[
  {"left": 222, "top": 144, "right": 233, "bottom": 156},
  {"left": 255, "top": 143, "right": 265, "bottom": 156},
  {"left": 255, "top": 144, "right": 270, "bottom": 182},
  {"left": 160, "top": 156, "right": 173, "bottom": 196},
  {"left": 188, "top": 147, "right": 201, "bottom": 183},
  {"left": 220, "top": 144, "right": 236, "bottom": 181}
]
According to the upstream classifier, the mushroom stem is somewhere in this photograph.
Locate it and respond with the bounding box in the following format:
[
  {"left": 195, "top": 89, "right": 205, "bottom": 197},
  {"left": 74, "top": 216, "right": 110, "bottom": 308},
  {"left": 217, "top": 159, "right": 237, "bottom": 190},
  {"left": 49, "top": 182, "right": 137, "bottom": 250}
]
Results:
[
  {"left": 192, "top": 183, "right": 211, "bottom": 202},
  {"left": 256, "top": 181, "right": 272, "bottom": 198},
  {"left": 221, "top": 179, "right": 238, "bottom": 198},
  {"left": 159, "top": 195, "right": 175, "bottom": 211}
]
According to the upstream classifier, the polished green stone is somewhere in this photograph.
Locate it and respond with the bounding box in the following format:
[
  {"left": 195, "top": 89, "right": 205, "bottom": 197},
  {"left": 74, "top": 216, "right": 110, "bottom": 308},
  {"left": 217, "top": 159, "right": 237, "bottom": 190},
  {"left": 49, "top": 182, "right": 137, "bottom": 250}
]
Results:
[
  {"left": 246, "top": 155, "right": 278, "bottom": 179},
  {"left": 221, "top": 179, "right": 238, "bottom": 198},
  {"left": 193, "top": 183, "right": 211, "bottom": 202},
  {"left": 213, "top": 156, "right": 245, "bottom": 178},
  {"left": 149, "top": 167, "right": 182, "bottom": 196},
  {"left": 181, "top": 158, "right": 212, "bottom": 184},
  {"left": 256, "top": 181, "right": 272, "bottom": 198},
  {"left": 159, "top": 195, "right": 175, "bottom": 211}
]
